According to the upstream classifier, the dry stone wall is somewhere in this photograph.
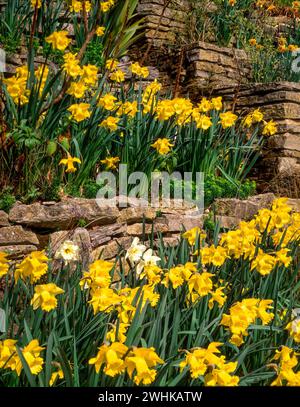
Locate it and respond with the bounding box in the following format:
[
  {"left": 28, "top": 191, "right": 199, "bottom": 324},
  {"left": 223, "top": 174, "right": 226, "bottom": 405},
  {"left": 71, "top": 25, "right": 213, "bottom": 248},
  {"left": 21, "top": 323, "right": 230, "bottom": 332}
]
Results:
[
  {"left": 0, "top": 197, "right": 204, "bottom": 263},
  {"left": 184, "top": 41, "right": 251, "bottom": 97},
  {"left": 210, "top": 82, "right": 300, "bottom": 195},
  {"left": 1, "top": 194, "right": 300, "bottom": 264}
]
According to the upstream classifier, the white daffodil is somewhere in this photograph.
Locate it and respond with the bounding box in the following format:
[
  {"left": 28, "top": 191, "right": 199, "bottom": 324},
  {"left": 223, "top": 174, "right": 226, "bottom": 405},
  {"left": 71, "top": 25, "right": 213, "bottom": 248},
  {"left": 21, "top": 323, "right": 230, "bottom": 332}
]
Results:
[
  {"left": 55, "top": 240, "right": 79, "bottom": 263},
  {"left": 125, "top": 237, "right": 146, "bottom": 264},
  {"left": 136, "top": 249, "right": 161, "bottom": 276}
]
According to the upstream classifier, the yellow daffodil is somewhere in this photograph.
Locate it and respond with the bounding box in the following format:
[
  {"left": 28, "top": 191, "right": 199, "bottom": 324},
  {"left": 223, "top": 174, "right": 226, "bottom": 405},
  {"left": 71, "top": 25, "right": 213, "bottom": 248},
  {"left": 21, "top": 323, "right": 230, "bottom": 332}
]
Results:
[
  {"left": 67, "top": 81, "right": 87, "bottom": 99},
  {"left": 100, "top": 156, "right": 120, "bottom": 170},
  {"left": 98, "top": 93, "right": 118, "bottom": 111},
  {"left": 130, "top": 62, "right": 149, "bottom": 79},
  {"left": 50, "top": 368, "right": 64, "bottom": 386},
  {"left": 105, "top": 58, "right": 119, "bottom": 71},
  {"left": 62, "top": 53, "right": 83, "bottom": 78},
  {"left": 67, "top": 103, "right": 91, "bottom": 122},
  {"left": 59, "top": 154, "right": 81, "bottom": 173},
  {"left": 100, "top": 0, "right": 115, "bottom": 13},
  {"left": 46, "top": 31, "right": 71, "bottom": 51},
  {"left": 89, "top": 287, "right": 121, "bottom": 314},
  {"left": 31, "top": 0, "right": 41, "bottom": 8},
  {"left": 96, "top": 26, "right": 105, "bottom": 37},
  {"left": 82, "top": 64, "right": 98, "bottom": 86},
  {"left": 80, "top": 259, "right": 113, "bottom": 292},
  {"left": 31, "top": 283, "right": 64, "bottom": 312},
  {"left": 251, "top": 249, "right": 277, "bottom": 276},
  {"left": 15, "top": 251, "right": 49, "bottom": 283},
  {"left": 211, "top": 96, "right": 223, "bottom": 111},
  {"left": 219, "top": 111, "right": 238, "bottom": 129},
  {"left": 89, "top": 342, "right": 127, "bottom": 376},
  {"left": 100, "top": 116, "right": 120, "bottom": 131},
  {"left": 110, "top": 69, "right": 125, "bottom": 82},
  {"left": 125, "top": 347, "right": 164, "bottom": 385},
  {"left": 151, "top": 138, "right": 174, "bottom": 155},
  {"left": 0, "top": 252, "right": 9, "bottom": 278},
  {"left": 182, "top": 227, "right": 205, "bottom": 245},
  {"left": 262, "top": 120, "right": 277, "bottom": 136}
]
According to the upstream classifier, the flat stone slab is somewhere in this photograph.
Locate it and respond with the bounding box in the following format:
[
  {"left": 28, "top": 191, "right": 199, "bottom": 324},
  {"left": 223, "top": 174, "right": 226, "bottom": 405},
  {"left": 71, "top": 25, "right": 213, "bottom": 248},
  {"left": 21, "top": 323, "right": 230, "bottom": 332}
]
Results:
[
  {"left": 0, "top": 226, "right": 39, "bottom": 246},
  {"left": 9, "top": 198, "right": 120, "bottom": 230}
]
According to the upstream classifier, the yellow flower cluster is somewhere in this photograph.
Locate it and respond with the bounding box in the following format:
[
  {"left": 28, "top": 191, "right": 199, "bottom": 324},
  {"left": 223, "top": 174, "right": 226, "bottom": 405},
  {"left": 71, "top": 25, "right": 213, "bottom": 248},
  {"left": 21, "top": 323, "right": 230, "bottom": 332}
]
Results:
[
  {"left": 180, "top": 342, "right": 239, "bottom": 386},
  {"left": 15, "top": 251, "right": 48, "bottom": 283},
  {"left": 4, "top": 64, "right": 51, "bottom": 105},
  {"left": 182, "top": 226, "right": 206, "bottom": 245},
  {"left": 68, "top": 102, "right": 91, "bottom": 122},
  {"left": 100, "top": 0, "right": 115, "bottom": 13},
  {"left": 70, "top": 0, "right": 92, "bottom": 13},
  {"left": 89, "top": 343, "right": 164, "bottom": 385},
  {"left": 100, "top": 116, "right": 120, "bottom": 131},
  {"left": 3, "top": 66, "right": 30, "bottom": 105},
  {"left": 195, "top": 198, "right": 297, "bottom": 276},
  {"left": 100, "top": 156, "right": 120, "bottom": 170},
  {"left": 151, "top": 138, "right": 174, "bottom": 155},
  {"left": 271, "top": 346, "right": 300, "bottom": 386},
  {"left": 221, "top": 298, "right": 274, "bottom": 346},
  {"left": 0, "top": 339, "right": 44, "bottom": 376},
  {"left": 277, "top": 37, "right": 299, "bottom": 53},
  {"left": 46, "top": 30, "right": 71, "bottom": 51},
  {"left": 130, "top": 62, "right": 149, "bottom": 79}
]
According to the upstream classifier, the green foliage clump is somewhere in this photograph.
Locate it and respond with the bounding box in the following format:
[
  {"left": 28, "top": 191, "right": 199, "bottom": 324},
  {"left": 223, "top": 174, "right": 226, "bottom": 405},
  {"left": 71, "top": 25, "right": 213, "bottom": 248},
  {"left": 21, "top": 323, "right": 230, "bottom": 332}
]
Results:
[
  {"left": 0, "top": 188, "right": 16, "bottom": 213},
  {"left": 204, "top": 175, "right": 256, "bottom": 207}
]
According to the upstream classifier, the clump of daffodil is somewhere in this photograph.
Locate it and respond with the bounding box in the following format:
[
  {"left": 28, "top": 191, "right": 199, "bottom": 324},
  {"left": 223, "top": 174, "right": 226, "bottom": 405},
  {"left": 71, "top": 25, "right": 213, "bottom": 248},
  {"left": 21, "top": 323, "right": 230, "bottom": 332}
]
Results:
[
  {"left": 162, "top": 262, "right": 197, "bottom": 289},
  {"left": 63, "top": 53, "right": 82, "bottom": 78},
  {"left": 96, "top": 26, "right": 105, "bottom": 36},
  {"left": 101, "top": 0, "right": 115, "bottom": 13},
  {"left": 70, "top": 0, "right": 92, "bottom": 13},
  {"left": 31, "top": 0, "right": 41, "bottom": 8},
  {"left": 109, "top": 69, "right": 125, "bottom": 83}
]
